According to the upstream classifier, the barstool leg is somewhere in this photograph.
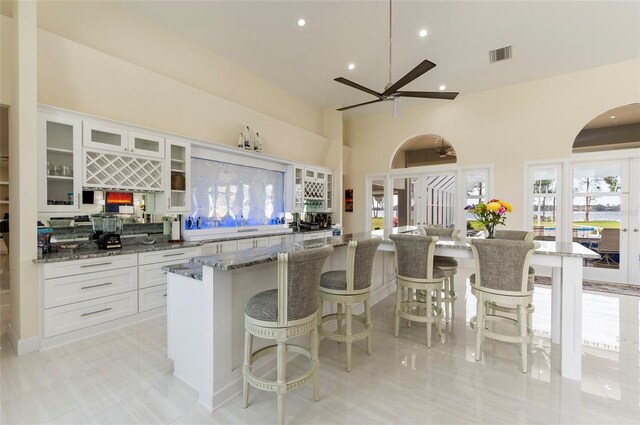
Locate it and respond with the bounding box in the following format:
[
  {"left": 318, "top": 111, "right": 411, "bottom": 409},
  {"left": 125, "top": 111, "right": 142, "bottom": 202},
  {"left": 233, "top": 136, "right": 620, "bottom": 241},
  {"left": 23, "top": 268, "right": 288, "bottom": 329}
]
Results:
[
  {"left": 408, "top": 289, "right": 414, "bottom": 328},
  {"left": 345, "top": 304, "right": 353, "bottom": 372},
  {"left": 364, "top": 299, "right": 372, "bottom": 355},
  {"left": 450, "top": 274, "right": 456, "bottom": 319},
  {"left": 426, "top": 293, "right": 433, "bottom": 348},
  {"left": 435, "top": 286, "right": 443, "bottom": 337},
  {"left": 311, "top": 321, "right": 320, "bottom": 401},
  {"left": 394, "top": 284, "right": 402, "bottom": 338},
  {"left": 242, "top": 330, "right": 252, "bottom": 408},
  {"left": 277, "top": 340, "right": 286, "bottom": 425},
  {"left": 444, "top": 276, "right": 450, "bottom": 324},
  {"left": 336, "top": 303, "right": 343, "bottom": 342},
  {"left": 519, "top": 304, "right": 528, "bottom": 373},
  {"left": 475, "top": 298, "right": 484, "bottom": 361}
]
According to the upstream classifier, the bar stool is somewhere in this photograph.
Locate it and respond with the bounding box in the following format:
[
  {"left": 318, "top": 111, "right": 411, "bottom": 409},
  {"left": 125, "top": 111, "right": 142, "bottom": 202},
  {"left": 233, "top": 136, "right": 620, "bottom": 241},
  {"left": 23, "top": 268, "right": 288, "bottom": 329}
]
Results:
[
  {"left": 468, "top": 239, "right": 538, "bottom": 373},
  {"left": 242, "top": 245, "right": 333, "bottom": 425},
  {"left": 389, "top": 234, "right": 445, "bottom": 348},
  {"left": 318, "top": 238, "right": 382, "bottom": 372},
  {"left": 418, "top": 226, "right": 461, "bottom": 323}
]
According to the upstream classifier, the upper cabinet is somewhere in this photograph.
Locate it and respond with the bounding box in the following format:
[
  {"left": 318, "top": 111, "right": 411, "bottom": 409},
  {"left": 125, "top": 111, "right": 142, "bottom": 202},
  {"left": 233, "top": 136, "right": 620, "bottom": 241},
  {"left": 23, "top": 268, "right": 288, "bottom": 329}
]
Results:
[
  {"left": 292, "top": 165, "right": 304, "bottom": 213},
  {"left": 83, "top": 121, "right": 165, "bottom": 158},
  {"left": 157, "top": 139, "right": 190, "bottom": 213},
  {"left": 291, "top": 165, "right": 333, "bottom": 212},
  {"left": 38, "top": 113, "right": 83, "bottom": 213},
  {"left": 326, "top": 172, "right": 334, "bottom": 212}
]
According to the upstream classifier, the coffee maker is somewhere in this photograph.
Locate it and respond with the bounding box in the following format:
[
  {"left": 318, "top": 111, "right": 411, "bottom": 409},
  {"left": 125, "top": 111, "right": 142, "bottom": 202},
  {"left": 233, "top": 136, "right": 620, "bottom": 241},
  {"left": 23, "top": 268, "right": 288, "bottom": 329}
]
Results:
[{"left": 91, "top": 214, "right": 123, "bottom": 249}]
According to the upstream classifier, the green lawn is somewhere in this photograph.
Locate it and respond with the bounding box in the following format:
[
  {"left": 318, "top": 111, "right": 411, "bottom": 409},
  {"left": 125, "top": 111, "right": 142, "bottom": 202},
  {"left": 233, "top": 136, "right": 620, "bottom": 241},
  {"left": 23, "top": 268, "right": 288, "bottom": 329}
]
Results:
[{"left": 372, "top": 217, "right": 620, "bottom": 231}]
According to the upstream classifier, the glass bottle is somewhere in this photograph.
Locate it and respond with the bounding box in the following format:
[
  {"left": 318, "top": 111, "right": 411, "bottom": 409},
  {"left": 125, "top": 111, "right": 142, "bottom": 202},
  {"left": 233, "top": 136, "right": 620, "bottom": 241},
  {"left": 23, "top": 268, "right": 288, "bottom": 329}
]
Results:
[
  {"left": 254, "top": 132, "right": 263, "bottom": 152},
  {"left": 244, "top": 126, "right": 253, "bottom": 150}
]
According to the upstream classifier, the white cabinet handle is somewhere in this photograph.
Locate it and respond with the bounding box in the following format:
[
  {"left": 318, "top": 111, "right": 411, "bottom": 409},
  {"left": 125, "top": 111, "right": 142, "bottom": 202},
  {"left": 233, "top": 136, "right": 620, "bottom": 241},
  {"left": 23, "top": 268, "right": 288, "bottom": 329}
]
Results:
[
  {"left": 163, "top": 252, "right": 184, "bottom": 257},
  {"left": 81, "top": 282, "right": 112, "bottom": 290},
  {"left": 80, "top": 261, "right": 112, "bottom": 268},
  {"left": 81, "top": 307, "right": 112, "bottom": 317}
]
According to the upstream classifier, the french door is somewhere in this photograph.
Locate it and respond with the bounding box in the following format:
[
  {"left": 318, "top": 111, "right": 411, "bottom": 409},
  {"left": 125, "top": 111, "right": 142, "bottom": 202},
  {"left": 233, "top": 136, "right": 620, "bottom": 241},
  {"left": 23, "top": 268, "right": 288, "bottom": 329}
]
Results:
[{"left": 570, "top": 158, "right": 639, "bottom": 284}]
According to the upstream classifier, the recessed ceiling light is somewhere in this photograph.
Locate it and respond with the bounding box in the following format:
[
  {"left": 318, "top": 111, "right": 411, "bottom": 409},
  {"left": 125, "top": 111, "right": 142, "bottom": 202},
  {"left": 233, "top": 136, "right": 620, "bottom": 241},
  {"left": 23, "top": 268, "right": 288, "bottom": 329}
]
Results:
[
  {"left": 419, "top": 29, "right": 428, "bottom": 38},
  {"left": 439, "top": 85, "right": 446, "bottom": 91},
  {"left": 297, "top": 18, "right": 306, "bottom": 27},
  {"left": 610, "top": 115, "right": 616, "bottom": 119},
  {"left": 348, "top": 63, "right": 356, "bottom": 70}
]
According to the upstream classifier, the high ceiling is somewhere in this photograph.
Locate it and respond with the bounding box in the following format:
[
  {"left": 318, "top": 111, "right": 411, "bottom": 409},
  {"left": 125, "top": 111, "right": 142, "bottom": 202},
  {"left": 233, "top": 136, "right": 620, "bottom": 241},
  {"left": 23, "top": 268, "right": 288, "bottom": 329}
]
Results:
[{"left": 124, "top": 1, "right": 640, "bottom": 116}]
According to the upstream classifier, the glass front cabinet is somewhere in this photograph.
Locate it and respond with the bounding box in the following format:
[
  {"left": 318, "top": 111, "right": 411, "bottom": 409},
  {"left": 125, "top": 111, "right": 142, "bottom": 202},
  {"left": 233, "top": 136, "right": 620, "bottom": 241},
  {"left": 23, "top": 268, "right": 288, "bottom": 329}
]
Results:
[
  {"left": 293, "top": 165, "right": 304, "bottom": 213},
  {"left": 326, "top": 172, "right": 334, "bottom": 212},
  {"left": 38, "top": 113, "right": 83, "bottom": 213},
  {"left": 160, "top": 139, "right": 190, "bottom": 213}
]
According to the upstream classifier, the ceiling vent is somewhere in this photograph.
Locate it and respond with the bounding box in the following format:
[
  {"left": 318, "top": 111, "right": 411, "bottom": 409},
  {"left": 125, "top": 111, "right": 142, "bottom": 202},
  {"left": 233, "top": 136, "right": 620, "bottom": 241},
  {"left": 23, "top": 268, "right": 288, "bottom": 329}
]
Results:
[{"left": 489, "top": 45, "right": 512, "bottom": 63}]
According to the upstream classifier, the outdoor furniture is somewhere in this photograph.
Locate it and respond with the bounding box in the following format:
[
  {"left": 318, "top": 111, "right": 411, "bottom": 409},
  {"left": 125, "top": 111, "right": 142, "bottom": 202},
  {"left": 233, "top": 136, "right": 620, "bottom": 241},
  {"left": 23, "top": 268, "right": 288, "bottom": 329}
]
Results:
[
  {"left": 595, "top": 228, "right": 620, "bottom": 265},
  {"left": 390, "top": 234, "right": 445, "bottom": 348},
  {"left": 469, "top": 239, "right": 538, "bottom": 373},
  {"left": 318, "top": 238, "right": 382, "bottom": 372},
  {"left": 242, "top": 245, "right": 333, "bottom": 425},
  {"left": 419, "top": 226, "right": 461, "bottom": 323}
]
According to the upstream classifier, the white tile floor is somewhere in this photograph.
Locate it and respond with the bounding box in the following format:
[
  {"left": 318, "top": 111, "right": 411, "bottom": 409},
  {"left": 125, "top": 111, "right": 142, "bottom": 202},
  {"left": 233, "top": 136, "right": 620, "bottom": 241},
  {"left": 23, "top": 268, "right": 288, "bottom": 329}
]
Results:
[{"left": 1, "top": 268, "right": 638, "bottom": 424}]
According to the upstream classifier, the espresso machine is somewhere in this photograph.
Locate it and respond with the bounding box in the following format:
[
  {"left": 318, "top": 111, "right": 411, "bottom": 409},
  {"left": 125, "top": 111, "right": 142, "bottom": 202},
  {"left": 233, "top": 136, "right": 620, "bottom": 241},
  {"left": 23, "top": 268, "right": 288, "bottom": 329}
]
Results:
[{"left": 91, "top": 214, "right": 123, "bottom": 249}]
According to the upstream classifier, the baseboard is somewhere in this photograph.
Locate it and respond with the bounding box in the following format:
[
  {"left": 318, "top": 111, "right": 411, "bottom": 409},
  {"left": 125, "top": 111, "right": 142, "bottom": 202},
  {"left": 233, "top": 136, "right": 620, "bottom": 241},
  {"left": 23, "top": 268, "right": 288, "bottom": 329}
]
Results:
[{"left": 7, "top": 323, "right": 41, "bottom": 355}]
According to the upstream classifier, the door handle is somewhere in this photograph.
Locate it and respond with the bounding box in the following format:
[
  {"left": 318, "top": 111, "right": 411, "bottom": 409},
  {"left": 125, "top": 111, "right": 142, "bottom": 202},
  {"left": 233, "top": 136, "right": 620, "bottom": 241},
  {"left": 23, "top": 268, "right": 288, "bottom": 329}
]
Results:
[
  {"left": 634, "top": 228, "right": 639, "bottom": 232},
  {"left": 622, "top": 228, "right": 628, "bottom": 232}
]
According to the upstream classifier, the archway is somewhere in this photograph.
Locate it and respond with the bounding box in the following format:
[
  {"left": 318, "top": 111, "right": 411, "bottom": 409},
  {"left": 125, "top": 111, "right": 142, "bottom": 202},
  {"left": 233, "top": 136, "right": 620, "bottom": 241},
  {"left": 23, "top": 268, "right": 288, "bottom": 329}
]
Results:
[
  {"left": 573, "top": 103, "right": 640, "bottom": 153},
  {"left": 391, "top": 134, "right": 457, "bottom": 169}
]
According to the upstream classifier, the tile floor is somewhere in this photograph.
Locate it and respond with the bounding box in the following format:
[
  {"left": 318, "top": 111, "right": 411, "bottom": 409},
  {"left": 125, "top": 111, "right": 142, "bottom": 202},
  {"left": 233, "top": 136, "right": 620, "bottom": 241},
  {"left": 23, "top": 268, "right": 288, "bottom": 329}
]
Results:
[{"left": 1, "top": 267, "right": 638, "bottom": 424}]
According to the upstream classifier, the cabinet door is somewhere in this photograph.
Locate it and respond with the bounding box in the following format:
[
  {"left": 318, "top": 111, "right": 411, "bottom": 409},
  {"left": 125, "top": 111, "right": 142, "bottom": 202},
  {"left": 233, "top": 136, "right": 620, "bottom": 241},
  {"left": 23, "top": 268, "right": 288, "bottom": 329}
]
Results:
[
  {"left": 305, "top": 168, "right": 316, "bottom": 181},
  {"left": 38, "top": 113, "right": 83, "bottom": 213},
  {"left": 83, "top": 121, "right": 128, "bottom": 153},
  {"left": 165, "top": 139, "right": 190, "bottom": 213},
  {"left": 128, "top": 132, "right": 165, "bottom": 158},
  {"left": 293, "top": 165, "right": 304, "bottom": 213},
  {"left": 219, "top": 240, "right": 237, "bottom": 254},
  {"left": 237, "top": 239, "right": 255, "bottom": 250},
  {"left": 326, "top": 172, "right": 334, "bottom": 212}
]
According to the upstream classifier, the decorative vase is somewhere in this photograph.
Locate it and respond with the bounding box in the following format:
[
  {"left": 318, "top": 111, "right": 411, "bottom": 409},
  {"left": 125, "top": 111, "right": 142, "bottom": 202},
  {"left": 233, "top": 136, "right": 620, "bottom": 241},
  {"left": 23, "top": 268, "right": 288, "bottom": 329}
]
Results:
[{"left": 485, "top": 223, "right": 495, "bottom": 239}]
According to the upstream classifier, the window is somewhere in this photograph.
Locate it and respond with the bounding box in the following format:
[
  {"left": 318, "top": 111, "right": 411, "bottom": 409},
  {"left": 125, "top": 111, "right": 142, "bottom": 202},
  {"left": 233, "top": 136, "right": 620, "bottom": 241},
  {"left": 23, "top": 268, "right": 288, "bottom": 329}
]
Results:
[{"left": 530, "top": 166, "right": 560, "bottom": 241}]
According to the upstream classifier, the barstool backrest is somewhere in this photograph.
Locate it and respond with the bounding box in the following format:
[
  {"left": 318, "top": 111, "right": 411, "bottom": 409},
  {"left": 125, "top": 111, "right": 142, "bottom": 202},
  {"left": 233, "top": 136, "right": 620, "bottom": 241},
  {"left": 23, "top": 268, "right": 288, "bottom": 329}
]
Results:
[
  {"left": 389, "top": 234, "right": 439, "bottom": 281},
  {"left": 419, "top": 226, "right": 462, "bottom": 242},
  {"left": 278, "top": 245, "right": 334, "bottom": 326},
  {"left": 494, "top": 230, "right": 534, "bottom": 241},
  {"left": 346, "top": 238, "right": 383, "bottom": 292},
  {"left": 469, "top": 239, "right": 538, "bottom": 294}
]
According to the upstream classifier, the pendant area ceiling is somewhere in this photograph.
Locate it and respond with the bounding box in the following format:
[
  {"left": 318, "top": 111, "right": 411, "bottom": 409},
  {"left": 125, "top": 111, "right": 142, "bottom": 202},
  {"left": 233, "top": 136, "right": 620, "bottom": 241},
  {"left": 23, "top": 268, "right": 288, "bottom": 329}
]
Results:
[{"left": 123, "top": 1, "right": 640, "bottom": 116}]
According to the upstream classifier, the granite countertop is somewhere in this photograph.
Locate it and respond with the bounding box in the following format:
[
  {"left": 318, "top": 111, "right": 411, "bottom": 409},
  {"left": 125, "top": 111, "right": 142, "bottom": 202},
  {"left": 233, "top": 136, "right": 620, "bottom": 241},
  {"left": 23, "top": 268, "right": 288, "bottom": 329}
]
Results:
[
  {"left": 191, "top": 226, "right": 417, "bottom": 271},
  {"left": 161, "top": 262, "right": 203, "bottom": 281},
  {"left": 33, "top": 235, "right": 201, "bottom": 264}
]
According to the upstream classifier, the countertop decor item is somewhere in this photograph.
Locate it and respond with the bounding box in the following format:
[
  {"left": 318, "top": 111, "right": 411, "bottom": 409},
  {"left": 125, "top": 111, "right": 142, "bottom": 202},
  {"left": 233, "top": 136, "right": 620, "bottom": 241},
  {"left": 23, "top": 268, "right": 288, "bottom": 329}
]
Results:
[{"left": 464, "top": 199, "right": 512, "bottom": 239}]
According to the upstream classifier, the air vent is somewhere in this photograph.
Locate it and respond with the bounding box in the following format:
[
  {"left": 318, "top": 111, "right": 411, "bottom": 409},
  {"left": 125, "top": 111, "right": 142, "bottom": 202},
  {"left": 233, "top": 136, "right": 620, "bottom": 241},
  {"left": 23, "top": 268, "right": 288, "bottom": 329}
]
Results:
[{"left": 489, "top": 45, "right": 512, "bottom": 63}]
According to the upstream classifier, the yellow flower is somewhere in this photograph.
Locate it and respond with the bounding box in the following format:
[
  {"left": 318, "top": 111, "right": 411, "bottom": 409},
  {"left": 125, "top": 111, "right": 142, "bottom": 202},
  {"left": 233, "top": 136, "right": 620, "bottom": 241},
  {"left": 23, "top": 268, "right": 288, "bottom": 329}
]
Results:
[
  {"left": 501, "top": 201, "right": 513, "bottom": 212},
  {"left": 486, "top": 202, "right": 501, "bottom": 212}
]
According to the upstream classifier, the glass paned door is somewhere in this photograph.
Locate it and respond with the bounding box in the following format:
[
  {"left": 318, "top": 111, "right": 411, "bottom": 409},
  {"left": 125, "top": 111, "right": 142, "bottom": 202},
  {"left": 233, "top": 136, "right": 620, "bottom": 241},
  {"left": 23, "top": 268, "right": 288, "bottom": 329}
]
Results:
[
  {"left": 423, "top": 174, "right": 456, "bottom": 227},
  {"left": 572, "top": 161, "right": 629, "bottom": 283},
  {"left": 368, "top": 177, "right": 387, "bottom": 230},
  {"left": 531, "top": 166, "right": 560, "bottom": 241},
  {"left": 392, "top": 176, "right": 419, "bottom": 228}
]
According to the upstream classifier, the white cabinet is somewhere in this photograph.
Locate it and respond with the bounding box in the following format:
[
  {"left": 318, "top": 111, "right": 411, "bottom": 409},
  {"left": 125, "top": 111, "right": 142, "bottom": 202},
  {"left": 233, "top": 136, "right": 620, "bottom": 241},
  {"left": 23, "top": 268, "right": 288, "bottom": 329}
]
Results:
[
  {"left": 38, "top": 113, "right": 83, "bottom": 213},
  {"left": 156, "top": 139, "right": 190, "bottom": 213},
  {"left": 83, "top": 121, "right": 165, "bottom": 158},
  {"left": 292, "top": 165, "right": 304, "bottom": 213},
  {"left": 138, "top": 247, "right": 201, "bottom": 266},
  {"left": 269, "top": 234, "right": 294, "bottom": 246},
  {"left": 139, "top": 284, "right": 168, "bottom": 312},
  {"left": 43, "top": 254, "right": 137, "bottom": 279},
  {"left": 202, "top": 240, "right": 237, "bottom": 255},
  {"left": 237, "top": 236, "right": 270, "bottom": 250},
  {"left": 326, "top": 172, "right": 334, "bottom": 212}
]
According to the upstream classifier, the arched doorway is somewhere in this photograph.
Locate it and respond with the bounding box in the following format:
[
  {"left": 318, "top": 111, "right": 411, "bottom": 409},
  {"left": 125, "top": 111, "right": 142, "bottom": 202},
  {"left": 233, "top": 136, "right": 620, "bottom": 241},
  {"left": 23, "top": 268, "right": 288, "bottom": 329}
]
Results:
[
  {"left": 570, "top": 103, "right": 640, "bottom": 283},
  {"left": 391, "top": 134, "right": 457, "bottom": 168}
]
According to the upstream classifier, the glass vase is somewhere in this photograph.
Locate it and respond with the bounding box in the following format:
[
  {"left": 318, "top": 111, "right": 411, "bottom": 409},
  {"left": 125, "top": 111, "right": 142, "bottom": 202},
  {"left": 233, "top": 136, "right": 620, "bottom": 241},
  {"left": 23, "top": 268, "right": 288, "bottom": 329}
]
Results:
[{"left": 485, "top": 223, "right": 495, "bottom": 239}]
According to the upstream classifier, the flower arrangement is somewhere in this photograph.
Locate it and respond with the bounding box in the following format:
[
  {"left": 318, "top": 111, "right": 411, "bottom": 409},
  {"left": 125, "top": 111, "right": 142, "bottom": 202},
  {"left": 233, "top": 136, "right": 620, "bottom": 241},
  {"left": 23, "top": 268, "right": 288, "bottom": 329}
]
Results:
[{"left": 464, "top": 199, "right": 512, "bottom": 239}]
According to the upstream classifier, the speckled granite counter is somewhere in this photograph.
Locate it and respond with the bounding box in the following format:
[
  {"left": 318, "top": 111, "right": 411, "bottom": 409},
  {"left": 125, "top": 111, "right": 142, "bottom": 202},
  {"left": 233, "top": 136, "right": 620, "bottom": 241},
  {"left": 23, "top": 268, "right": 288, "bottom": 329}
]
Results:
[
  {"left": 161, "top": 262, "right": 203, "bottom": 281},
  {"left": 33, "top": 235, "right": 201, "bottom": 264}
]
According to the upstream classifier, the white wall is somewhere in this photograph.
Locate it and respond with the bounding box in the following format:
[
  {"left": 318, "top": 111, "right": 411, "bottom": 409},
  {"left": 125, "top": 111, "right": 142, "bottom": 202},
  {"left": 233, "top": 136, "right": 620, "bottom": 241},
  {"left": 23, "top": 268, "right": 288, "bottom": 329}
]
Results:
[{"left": 343, "top": 59, "right": 640, "bottom": 233}]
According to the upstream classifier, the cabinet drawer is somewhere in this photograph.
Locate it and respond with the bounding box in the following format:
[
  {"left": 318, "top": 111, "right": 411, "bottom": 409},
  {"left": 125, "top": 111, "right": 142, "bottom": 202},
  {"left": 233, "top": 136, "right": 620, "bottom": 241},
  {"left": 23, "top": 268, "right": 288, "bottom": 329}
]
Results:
[
  {"left": 44, "top": 267, "right": 138, "bottom": 308},
  {"left": 43, "top": 291, "right": 137, "bottom": 338},
  {"left": 237, "top": 237, "right": 269, "bottom": 250},
  {"left": 139, "top": 259, "right": 190, "bottom": 289},
  {"left": 43, "top": 254, "right": 137, "bottom": 279},
  {"left": 201, "top": 240, "right": 237, "bottom": 255},
  {"left": 139, "top": 284, "right": 167, "bottom": 312},
  {"left": 138, "top": 247, "right": 200, "bottom": 265},
  {"left": 268, "top": 234, "right": 294, "bottom": 246}
]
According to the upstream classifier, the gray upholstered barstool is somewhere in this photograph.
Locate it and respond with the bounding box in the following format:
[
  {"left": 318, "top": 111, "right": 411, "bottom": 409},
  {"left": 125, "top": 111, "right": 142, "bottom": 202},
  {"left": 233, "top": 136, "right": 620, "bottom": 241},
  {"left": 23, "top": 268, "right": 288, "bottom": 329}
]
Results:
[
  {"left": 242, "top": 245, "right": 333, "bottom": 425},
  {"left": 318, "top": 238, "right": 382, "bottom": 372},
  {"left": 390, "top": 234, "right": 445, "bottom": 348},
  {"left": 418, "top": 226, "right": 461, "bottom": 323},
  {"left": 468, "top": 239, "right": 538, "bottom": 373}
]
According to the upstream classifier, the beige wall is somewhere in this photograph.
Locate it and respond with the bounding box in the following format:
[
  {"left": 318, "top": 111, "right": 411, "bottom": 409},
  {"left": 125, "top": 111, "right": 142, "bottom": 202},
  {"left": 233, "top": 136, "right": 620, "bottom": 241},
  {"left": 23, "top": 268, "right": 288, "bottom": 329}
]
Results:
[
  {"left": 1, "top": 15, "right": 14, "bottom": 106},
  {"left": 343, "top": 59, "right": 640, "bottom": 233},
  {"left": 36, "top": 0, "right": 323, "bottom": 135}
]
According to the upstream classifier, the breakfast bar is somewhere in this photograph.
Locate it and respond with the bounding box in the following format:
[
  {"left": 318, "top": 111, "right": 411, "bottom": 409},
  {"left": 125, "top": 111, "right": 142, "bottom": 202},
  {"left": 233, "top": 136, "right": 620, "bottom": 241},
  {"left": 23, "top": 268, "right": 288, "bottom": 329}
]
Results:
[{"left": 164, "top": 228, "right": 599, "bottom": 411}]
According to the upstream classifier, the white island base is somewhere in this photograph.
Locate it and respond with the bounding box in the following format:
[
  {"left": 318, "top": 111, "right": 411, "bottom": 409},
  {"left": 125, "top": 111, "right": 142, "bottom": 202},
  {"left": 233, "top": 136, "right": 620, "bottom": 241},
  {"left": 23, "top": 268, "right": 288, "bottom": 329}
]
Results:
[{"left": 166, "top": 244, "right": 396, "bottom": 411}]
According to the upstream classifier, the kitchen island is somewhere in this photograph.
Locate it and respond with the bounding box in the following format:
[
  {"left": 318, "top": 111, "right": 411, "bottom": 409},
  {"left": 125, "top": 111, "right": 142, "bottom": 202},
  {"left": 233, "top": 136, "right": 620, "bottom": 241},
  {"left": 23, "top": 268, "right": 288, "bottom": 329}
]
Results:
[{"left": 164, "top": 228, "right": 599, "bottom": 411}]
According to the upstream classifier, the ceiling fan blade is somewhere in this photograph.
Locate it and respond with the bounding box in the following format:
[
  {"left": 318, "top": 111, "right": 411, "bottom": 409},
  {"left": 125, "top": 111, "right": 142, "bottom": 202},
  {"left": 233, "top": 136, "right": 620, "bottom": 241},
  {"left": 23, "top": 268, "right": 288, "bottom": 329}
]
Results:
[
  {"left": 395, "top": 91, "right": 459, "bottom": 100},
  {"left": 382, "top": 59, "right": 436, "bottom": 96},
  {"left": 336, "top": 99, "right": 385, "bottom": 111},
  {"left": 334, "top": 77, "right": 382, "bottom": 99}
]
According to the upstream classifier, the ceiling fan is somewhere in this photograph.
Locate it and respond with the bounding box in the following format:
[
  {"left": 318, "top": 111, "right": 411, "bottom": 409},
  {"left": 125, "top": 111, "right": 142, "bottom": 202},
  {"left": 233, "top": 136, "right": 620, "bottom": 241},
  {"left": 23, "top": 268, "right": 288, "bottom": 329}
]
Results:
[
  {"left": 435, "top": 138, "right": 456, "bottom": 158},
  {"left": 334, "top": 0, "right": 459, "bottom": 112}
]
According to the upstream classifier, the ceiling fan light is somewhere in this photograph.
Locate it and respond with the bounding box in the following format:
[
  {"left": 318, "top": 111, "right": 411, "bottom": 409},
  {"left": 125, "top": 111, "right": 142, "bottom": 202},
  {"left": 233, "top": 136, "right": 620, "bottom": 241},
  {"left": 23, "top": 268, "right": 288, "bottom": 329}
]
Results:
[{"left": 393, "top": 97, "right": 401, "bottom": 118}]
